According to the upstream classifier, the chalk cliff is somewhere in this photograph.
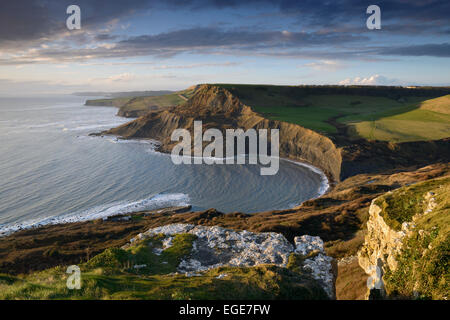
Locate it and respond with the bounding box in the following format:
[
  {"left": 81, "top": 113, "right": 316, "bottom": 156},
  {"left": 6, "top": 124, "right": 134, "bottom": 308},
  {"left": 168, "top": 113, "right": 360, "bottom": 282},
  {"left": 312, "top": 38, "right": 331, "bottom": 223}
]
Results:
[{"left": 358, "top": 176, "right": 449, "bottom": 299}]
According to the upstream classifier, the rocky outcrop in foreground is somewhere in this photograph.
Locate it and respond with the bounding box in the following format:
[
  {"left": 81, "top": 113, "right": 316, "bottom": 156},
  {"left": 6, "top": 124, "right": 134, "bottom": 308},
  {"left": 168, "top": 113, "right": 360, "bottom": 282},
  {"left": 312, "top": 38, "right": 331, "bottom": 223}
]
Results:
[{"left": 125, "top": 223, "right": 335, "bottom": 298}]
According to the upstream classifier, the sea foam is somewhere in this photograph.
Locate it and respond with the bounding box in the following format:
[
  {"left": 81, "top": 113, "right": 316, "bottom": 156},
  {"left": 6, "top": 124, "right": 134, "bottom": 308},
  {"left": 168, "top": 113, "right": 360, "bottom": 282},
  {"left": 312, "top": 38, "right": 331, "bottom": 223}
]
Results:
[{"left": 0, "top": 193, "right": 190, "bottom": 237}]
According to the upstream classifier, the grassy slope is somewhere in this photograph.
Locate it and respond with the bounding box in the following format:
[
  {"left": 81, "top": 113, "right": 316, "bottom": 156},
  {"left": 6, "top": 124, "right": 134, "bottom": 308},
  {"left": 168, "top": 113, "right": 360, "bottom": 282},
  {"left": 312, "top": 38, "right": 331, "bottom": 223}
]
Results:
[
  {"left": 0, "top": 233, "right": 327, "bottom": 300},
  {"left": 374, "top": 176, "right": 449, "bottom": 299},
  {"left": 350, "top": 95, "right": 450, "bottom": 142},
  {"left": 85, "top": 97, "right": 132, "bottom": 107},
  {"left": 119, "top": 90, "right": 191, "bottom": 114},
  {"left": 216, "top": 84, "right": 449, "bottom": 142},
  {"left": 86, "top": 88, "right": 196, "bottom": 115}
]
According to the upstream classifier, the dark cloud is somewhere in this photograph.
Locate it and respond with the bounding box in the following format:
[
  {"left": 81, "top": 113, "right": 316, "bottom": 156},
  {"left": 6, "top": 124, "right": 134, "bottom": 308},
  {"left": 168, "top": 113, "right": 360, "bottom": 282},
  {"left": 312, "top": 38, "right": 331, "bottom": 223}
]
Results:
[
  {"left": 0, "top": 1, "right": 448, "bottom": 64},
  {"left": 379, "top": 43, "right": 450, "bottom": 58},
  {"left": 118, "top": 27, "right": 366, "bottom": 52},
  {"left": 1, "top": 0, "right": 448, "bottom": 45},
  {"left": 0, "top": 27, "right": 370, "bottom": 64},
  {"left": 0, "top": 0, "right": 151, "bottom": 47}
]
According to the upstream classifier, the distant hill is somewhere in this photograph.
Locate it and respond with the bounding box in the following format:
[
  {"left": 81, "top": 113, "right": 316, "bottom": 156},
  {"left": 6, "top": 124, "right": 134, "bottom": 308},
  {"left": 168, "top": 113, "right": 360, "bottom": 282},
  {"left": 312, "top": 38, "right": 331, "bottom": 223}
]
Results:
[
  {"left": 73, "top": 90, "right": 175, "bottom": 98},
  {"left": 85, "top": 87, "right": 198, "bottom": 117}
]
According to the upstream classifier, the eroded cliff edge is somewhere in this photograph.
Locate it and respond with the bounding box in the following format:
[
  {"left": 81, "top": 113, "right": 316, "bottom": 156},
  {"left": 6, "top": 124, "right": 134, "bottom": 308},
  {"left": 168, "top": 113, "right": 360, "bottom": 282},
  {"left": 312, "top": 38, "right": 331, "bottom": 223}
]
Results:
[
  {"left": 358, "top": 176, "right": 449, "bottom": 299},
  {"left": 100, "top": 84, "right": 450, "bottom": 184},
  {"left": 102, "top": 84, "right": 342, "bottom": 182}
]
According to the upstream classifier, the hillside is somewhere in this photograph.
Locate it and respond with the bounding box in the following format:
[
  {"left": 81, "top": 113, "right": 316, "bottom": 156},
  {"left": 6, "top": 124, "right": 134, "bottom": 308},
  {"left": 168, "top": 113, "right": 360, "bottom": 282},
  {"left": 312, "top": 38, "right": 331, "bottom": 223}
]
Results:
[
  {"left": 85, "top": 87, "right": 197, "bottom": 117},
  {"left": 216, "top": 84, "right": 450, "bottom": 142},
  {"left": 99, "top": 84, "right": 450, "bottom": 181},
  {"left": 349, "top": 95, "right": 450, "bottom": 142},
  {"left": 103, "top": 84, "right": 343, "bottom": 182},
  {"left": 0, "top": 224, "right": 332, "bottom": 300}
]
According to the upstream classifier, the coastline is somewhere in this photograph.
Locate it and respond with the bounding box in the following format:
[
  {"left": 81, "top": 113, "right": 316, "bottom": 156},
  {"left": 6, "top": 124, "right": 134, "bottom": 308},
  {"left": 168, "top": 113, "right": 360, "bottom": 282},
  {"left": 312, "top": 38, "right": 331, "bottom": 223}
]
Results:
[{"left": 0, "top": 134, "right": 330, "bottom": 238}]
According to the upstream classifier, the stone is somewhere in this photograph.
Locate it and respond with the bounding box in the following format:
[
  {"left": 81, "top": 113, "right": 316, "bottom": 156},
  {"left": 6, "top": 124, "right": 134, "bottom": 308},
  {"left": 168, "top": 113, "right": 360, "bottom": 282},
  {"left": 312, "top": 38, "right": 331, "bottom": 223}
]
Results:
[{"left": 125, "top": 223, "right": 335, "bottom": 298}]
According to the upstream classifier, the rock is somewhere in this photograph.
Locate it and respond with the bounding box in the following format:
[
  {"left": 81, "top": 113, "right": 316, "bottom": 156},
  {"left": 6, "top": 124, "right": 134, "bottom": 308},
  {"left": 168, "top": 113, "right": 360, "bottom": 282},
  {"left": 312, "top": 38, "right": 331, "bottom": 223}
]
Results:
[
  {"left": 294, "top": 235, "right": 334, "bottom": 298},
  {"left": 294, "top": 235, "right": 324, "bottom": 255},
  {"left": 358, "top": 200, "right": 404, "bottom": 298},
  {"left": 127, "top": 223, "right": 336, "bottom": 298},
  {"left": 358, "top": 189, "right": 440, "bottom": 299}
]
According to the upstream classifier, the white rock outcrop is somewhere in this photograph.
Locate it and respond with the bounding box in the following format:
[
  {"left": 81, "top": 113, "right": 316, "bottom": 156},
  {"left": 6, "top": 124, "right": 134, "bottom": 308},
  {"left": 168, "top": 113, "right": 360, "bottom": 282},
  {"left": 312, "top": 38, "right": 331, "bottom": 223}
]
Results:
[
  {"left": 295, "top": 235, "right": 335, "bottom": 299},
  {"left": 126, "top": 223, "right": 336, "bottom": 298},
  {"left": 358, "top": 191, "right": 438, "bottom": 299}
]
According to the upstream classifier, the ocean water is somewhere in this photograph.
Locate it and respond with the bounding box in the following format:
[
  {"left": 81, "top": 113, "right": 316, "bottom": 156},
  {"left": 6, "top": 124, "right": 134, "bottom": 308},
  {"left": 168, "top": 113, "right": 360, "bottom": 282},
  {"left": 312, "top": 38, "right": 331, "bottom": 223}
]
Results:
[{"left": 0, "top": 95, "right": 326, "bottom": 235}]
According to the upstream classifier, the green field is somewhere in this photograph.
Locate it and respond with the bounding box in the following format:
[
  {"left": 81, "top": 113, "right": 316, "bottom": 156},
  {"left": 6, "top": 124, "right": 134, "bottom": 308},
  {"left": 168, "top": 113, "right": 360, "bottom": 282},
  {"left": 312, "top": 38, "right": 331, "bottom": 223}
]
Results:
[
  {"left": 119, "top": 92, "right": 187, "bottom": 114},
  {"left": 216, "top": 84, "right": 450, "bottom": 142},
  {"left": 350, "top": 95, "right": 450, "bottom": 142},
  {"left": 86, "top": 87, "right": 196, "bottom": 115}
]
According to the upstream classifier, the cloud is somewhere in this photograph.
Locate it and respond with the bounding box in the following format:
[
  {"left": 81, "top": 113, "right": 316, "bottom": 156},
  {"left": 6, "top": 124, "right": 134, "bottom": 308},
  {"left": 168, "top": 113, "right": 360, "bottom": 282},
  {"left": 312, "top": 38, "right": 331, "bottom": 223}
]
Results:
[
  {"left": 0, "top": 1, "right": 448, "bottom": 66},
  {"left": 379, "top": 43, "right": 450, "bottom": 58},
  {"left": 151, "top": 62, "right": 239, "bottom": 69},
  {"left": 107, "top": 73, "right": 135, "bottom": 82},
  {"left": 302, "top": 60, "right": 344, "bottom": 71},
  {"left": 0, "top": 27, "right": 368, "bottom": 65},
  {"left": 338, "top": 74, "right": 399, "bottom": 85}
]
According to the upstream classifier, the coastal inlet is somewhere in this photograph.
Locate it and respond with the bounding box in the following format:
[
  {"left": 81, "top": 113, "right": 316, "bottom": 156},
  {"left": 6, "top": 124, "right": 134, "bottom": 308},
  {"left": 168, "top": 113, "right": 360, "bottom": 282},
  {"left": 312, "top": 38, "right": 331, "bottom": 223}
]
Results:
[{"left": 0, "top": 95, "right": 326, "bottom": 235}]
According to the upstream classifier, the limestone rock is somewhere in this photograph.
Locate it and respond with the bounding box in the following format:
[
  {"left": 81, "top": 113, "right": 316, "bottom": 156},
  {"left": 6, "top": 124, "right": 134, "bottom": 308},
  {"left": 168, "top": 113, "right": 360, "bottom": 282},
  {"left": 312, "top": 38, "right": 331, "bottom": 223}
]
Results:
[{"left": 126, "top": 223, "right": 336, "bottom": 298}]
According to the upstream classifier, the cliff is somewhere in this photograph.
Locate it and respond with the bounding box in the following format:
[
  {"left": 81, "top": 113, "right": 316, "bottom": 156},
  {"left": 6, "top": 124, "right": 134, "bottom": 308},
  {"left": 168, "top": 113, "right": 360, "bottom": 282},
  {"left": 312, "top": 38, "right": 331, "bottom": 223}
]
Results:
[
  {"left": 101, "top": 84, "right": 450, "bottom": 183},
  {"left": 104, "top": 84, "right": 342, "bottom": 182},
  {"left": 358, "top": 176, "right": 449, "bottom": 299}
]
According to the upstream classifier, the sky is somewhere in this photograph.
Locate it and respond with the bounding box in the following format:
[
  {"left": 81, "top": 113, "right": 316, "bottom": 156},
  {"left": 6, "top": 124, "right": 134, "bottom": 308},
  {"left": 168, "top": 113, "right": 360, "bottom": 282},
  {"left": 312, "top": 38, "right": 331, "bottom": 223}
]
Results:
[{"left": 0, "top": 0, "right": 449, "bottom": 95}]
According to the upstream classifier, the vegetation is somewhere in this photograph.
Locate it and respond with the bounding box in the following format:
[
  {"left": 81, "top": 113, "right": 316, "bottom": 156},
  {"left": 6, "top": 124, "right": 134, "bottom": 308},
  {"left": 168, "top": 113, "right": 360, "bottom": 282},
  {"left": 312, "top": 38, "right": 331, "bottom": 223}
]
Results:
[
  {"left": 0, "top": 234, "right": 328, "bottom": 300},
  {"left": 85, "top": 97, "right": 132, "bottom": 107},
  {"left": 376, "top": 177, "right": 449, "bottom": 299},
  {"left": 215, "top": 84, "right": 450, "bottom": 142},
  {"left": 374, "top": 176, "right": 450, "bottom": 231},
  {"left": 350, "top": 95, "right": 450, "bottom": 142},
  {"left": 86, "top": 87, "right": 197, "bottom": 116}
]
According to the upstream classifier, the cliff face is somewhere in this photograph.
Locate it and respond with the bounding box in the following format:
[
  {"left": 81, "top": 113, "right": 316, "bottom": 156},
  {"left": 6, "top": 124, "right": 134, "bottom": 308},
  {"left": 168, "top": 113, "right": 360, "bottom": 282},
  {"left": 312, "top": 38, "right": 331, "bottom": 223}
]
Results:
[
  {"left": 102, "top": 84, "right": 450, "bottom": 183},
  {"left": 357, "top": 199, "right": 405, "bottom": 298},
  {"left": 358, "top": 176, "right": 450, "bottom": 299},
  {"left": 105, "top": 84, "right": 342, "bottom": 182}
]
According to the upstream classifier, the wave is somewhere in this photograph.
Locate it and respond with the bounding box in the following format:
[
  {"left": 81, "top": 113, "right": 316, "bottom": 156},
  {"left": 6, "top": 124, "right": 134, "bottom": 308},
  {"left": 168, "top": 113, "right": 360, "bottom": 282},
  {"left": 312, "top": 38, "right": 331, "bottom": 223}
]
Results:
[
  {"left": 281, "top": 158, "right": 330, "bottom": 198},
  {"left": 0, "top": 193, "right": 190, "bottom": 237}
]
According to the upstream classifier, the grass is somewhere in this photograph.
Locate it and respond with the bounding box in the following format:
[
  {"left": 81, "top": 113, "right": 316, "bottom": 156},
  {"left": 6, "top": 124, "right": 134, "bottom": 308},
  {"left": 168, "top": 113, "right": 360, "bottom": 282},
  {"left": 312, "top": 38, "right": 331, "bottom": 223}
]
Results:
[
  {"left": 370, "top": 176, "right": 449, "bottom": 299},
  {"left": 86, "top": 87, "right": 196, "bottom": 116},
  {"left": 0, "top": 234, "right": 328, "bottom": 300},
  {"left": 215, "top": 84, "right": 449, "bottom": 142},
  {"left": 374, "top": 176, "right": 450, "bottom": 231},
  {"left": 85, "top": 97, "right": 132, "bottom": 107},
  {"left": 349, "top": 95, "right": 450, "bottom": 142},
  {"left": 119, "top": 93, "right": 187, "bottom": 114},
  {"left": 381, "top": 177, "right": 449, "bottom": 299}
]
